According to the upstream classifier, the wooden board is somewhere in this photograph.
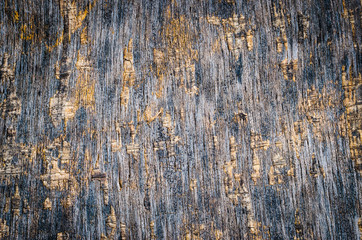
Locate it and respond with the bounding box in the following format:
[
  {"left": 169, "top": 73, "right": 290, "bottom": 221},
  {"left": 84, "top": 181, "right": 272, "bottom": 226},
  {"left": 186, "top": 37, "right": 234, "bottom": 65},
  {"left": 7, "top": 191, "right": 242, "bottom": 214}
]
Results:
[{"left": 0, "top": 0, "right": 361, "bottom": 239}]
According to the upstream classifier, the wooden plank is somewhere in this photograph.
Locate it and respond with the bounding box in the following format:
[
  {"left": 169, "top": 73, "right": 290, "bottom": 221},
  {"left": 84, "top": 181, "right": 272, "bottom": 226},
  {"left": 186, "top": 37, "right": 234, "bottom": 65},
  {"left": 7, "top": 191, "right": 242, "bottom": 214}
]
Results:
[{"left": 0, "top": 0, "right": 361, "bottom": 239}]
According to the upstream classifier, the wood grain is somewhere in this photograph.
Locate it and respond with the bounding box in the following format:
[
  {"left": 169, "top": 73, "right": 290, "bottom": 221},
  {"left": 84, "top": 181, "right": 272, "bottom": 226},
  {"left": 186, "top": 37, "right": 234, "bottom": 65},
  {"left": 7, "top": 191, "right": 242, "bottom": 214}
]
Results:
[{"left": 0, "top": 0, "right": 361, "bottom": 239}]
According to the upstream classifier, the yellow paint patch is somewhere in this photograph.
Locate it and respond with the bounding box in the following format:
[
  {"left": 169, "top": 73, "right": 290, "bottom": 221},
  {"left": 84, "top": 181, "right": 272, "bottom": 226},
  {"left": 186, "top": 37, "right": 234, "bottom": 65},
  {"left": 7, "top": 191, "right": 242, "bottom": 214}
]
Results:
[
  {"left": 144, "top": 103, "right": 163, "bottom": 124},
  {"left": 153, "top": 8, "right": 199, "bottom": 97},
  {"left": 121, "top": 39, "right": 136, "bottom": 106},
  {"left": 20, "top": 24, "right": 34, "bottom": 40}
]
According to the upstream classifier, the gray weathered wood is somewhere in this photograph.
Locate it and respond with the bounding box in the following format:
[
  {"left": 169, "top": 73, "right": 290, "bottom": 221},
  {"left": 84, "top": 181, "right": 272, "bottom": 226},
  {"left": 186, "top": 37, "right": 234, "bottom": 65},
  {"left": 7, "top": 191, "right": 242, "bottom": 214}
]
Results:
[{"left": 0, "top": 0, "right": 361, "bottom": 239}]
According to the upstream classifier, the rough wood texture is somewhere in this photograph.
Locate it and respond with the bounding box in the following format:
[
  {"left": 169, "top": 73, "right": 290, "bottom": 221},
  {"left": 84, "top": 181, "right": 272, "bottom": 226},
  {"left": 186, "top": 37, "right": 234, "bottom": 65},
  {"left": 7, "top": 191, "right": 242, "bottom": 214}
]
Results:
[{"left": 0, "top": 0, "right": 361, "bottom": 239}]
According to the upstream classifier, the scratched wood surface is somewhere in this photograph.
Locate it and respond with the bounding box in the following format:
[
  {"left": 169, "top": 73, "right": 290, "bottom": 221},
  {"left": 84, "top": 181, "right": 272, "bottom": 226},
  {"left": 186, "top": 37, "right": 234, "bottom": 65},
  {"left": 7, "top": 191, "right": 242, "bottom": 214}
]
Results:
[{"left": 0, "top": 0, "right": 361, "bottom": 239}]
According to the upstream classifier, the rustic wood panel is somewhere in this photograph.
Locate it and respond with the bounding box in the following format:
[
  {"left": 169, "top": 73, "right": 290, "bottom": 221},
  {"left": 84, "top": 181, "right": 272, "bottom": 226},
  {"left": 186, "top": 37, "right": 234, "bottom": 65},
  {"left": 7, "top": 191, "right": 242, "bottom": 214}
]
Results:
[{"left": 0, "top": 0, "right": 361, "bottom": 239}]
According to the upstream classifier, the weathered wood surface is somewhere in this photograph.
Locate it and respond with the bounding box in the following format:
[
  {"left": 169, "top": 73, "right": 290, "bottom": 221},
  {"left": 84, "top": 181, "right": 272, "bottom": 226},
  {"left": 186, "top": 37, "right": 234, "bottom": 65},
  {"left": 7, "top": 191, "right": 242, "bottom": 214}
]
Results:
[{"left": 0, "top": 0, "right": 361, "bottom": 239}]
